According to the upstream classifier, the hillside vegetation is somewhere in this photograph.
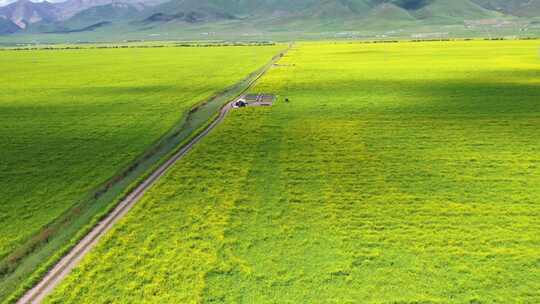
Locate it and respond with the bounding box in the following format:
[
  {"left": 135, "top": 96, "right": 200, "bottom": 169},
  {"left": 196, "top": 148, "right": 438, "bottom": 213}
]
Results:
[
  {"left": 45, "top": 40, "right": 540, "bottom": 303},
  {"left": 1, "top": 0, "right": 539, "bottom": 41}
]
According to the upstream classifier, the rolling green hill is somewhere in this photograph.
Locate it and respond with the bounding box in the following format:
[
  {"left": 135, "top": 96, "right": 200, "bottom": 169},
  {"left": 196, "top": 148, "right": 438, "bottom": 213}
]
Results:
[
  {"left": 1, "top": 0, "right": 539, "bottom": 48},
  {"left": 133, "top": 0, "right": 537, "bottom": 39},
  {"left": 411, "top": 0, "right": 500, "bottom": 24},
  {"left": 63, "top": 3, "right": 142, "bottom": 27},
  {"left": 472, "top": 0, "right": 540, "bottom": 17}
]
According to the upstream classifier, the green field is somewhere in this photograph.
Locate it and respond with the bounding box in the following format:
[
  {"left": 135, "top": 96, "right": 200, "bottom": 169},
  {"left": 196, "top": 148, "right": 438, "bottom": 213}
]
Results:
[
  {"left": 0, "top": 45, "right": 282, "bottom": 296},
  {"left": 43, "top": 40, "right": 540, "bottom": 303}
]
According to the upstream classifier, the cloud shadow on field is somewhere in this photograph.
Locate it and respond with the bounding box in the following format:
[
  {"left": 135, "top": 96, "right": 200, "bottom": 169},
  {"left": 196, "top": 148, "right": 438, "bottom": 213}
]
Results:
[{"left": 285, "top": 68, "right": 540, "bottom": 116}]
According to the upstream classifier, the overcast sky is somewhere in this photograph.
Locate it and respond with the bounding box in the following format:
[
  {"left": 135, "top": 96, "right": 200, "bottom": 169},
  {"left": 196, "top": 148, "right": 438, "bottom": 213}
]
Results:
[{"left": 0, "top": 0, "right": 65, "bottom": 6}]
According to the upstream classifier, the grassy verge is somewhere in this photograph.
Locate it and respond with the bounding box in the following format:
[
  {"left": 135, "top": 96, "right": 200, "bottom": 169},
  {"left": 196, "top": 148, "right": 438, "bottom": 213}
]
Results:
[{"left": 0, "top": 45, "right": 289, "bottom": 304}]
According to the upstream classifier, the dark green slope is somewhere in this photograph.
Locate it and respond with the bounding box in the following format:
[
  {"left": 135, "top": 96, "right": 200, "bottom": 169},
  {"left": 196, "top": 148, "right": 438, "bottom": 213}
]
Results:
[
  {"left": 143, "top": 0, "right": 528, "bottom": 26},
  {"left": 1, "top": 0, "right": 539, "bottom": 41},
  {"left": 0, "top": 17, "right": 19, "bottom": 34},
  {"left": 472, "top": 0, "right": 540, "bottom": 17},
  {"left": 411, "top": 0, "right": 500, "bottom": 23},
  {"left": 66, "top": 2, "right": 142, "bottom": 26}
]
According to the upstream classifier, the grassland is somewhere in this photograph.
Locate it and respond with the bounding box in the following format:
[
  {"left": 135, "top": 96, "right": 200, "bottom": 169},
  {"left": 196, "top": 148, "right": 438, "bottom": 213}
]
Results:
[
  {"left": 0, "top": 44, "right": 283, "bottom": 299},
  {"left": 45, "top": 40, "right": 540, "bottom": 303}
]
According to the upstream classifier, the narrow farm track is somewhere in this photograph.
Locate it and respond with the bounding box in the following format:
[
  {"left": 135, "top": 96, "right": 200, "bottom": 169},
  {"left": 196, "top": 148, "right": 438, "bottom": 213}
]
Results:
[
  {"left": 17, "top": 46, "right": 290, "bottom": 304},
  {"left": 18, "top": 98, "right": 270, "bottom": 304},
  {"left": 17, "top": 101, "right": 233, "bottom": 304}
]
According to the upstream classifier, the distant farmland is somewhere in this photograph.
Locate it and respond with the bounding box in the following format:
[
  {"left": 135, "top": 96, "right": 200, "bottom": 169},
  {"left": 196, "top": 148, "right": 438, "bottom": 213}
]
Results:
[
  {"left": 45, "top": 40, "right": 540, "bottom": 303},
  {"left": 0, "top": 44, "right": 283, "bottom": 301}
]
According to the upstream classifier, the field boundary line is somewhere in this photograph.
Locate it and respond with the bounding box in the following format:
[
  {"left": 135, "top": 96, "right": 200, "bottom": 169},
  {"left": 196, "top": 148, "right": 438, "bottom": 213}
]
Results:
[{"left": 16, "top": 44, "right": 291, "bottom": 304}]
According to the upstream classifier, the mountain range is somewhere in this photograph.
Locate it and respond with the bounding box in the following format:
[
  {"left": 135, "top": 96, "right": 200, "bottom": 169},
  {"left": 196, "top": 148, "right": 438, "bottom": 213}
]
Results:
[{"left": 1, "top": 0, "right": 539, "bottom": 40}]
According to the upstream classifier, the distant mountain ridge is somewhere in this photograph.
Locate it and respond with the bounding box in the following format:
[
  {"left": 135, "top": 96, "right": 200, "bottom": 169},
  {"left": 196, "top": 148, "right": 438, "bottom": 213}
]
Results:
[
  {"left": 0, "top": 0, "right": 154, "bottom": 30},
  {"left": 0, "top": 0, "right": 539, "bottom": 38},
  {"left": 0, "top": 0, "right": 59, "bottom": 29}
]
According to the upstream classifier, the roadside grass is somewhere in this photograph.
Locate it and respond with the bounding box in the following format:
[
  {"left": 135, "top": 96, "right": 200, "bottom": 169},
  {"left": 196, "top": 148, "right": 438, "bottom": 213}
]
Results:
[
  {"left": 0, "top": 45, "right": 283, "bottom": 301},
  {"left": 46, "top": 40, "right": 539, "bottom": 303}
]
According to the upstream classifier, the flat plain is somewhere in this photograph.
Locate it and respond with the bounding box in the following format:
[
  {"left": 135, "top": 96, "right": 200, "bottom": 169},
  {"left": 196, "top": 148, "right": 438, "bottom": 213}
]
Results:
[
  {"left": 0, "top": 45, "right": 282, "bottom": 263},
  {"left": 41, "top": 40, "right": 540, "bottom": 303}
]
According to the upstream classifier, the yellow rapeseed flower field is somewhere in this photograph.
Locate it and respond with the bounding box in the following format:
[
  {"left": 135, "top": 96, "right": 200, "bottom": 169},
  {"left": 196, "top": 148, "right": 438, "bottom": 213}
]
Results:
[{"left": 47, "top": 40, "right": 539, "bottom": 303}]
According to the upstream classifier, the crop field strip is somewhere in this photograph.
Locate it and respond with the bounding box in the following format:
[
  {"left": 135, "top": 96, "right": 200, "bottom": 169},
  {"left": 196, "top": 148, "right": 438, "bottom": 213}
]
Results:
[
  {"left": 23, "top": 40, "right": 540, "bottom": 303},
  {"left": 36, "top": 40, "right": 540, "bottom": 303},
  {"left": 16, "top": 44, "right": 292, "bottom": 304},
  {"left": 19, "top": 99, "right": 252, "bottom": 304},
  {"left": 44, "top": 40, "right": 540, "bottom": 303},
  {"left": 0, "top": 45, "right": 284, "bottom": 302}
]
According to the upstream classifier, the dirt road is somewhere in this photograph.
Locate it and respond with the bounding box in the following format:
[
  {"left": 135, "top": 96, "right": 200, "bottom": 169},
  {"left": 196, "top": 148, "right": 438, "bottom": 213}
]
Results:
[
  {"left": 16, "top": 42, "right": 290, "bottom": 304},
  {"left": 16, "top": 93, "right": 274, "bottom": 304}
]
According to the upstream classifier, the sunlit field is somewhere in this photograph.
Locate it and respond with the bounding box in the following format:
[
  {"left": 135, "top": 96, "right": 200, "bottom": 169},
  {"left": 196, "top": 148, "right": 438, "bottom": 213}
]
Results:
[
  {"left": 47, "top": 40, "right": 539, "bottom": 303},
  {"left": 0, "top": 45, "right": 281, "bottom": 263}
]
